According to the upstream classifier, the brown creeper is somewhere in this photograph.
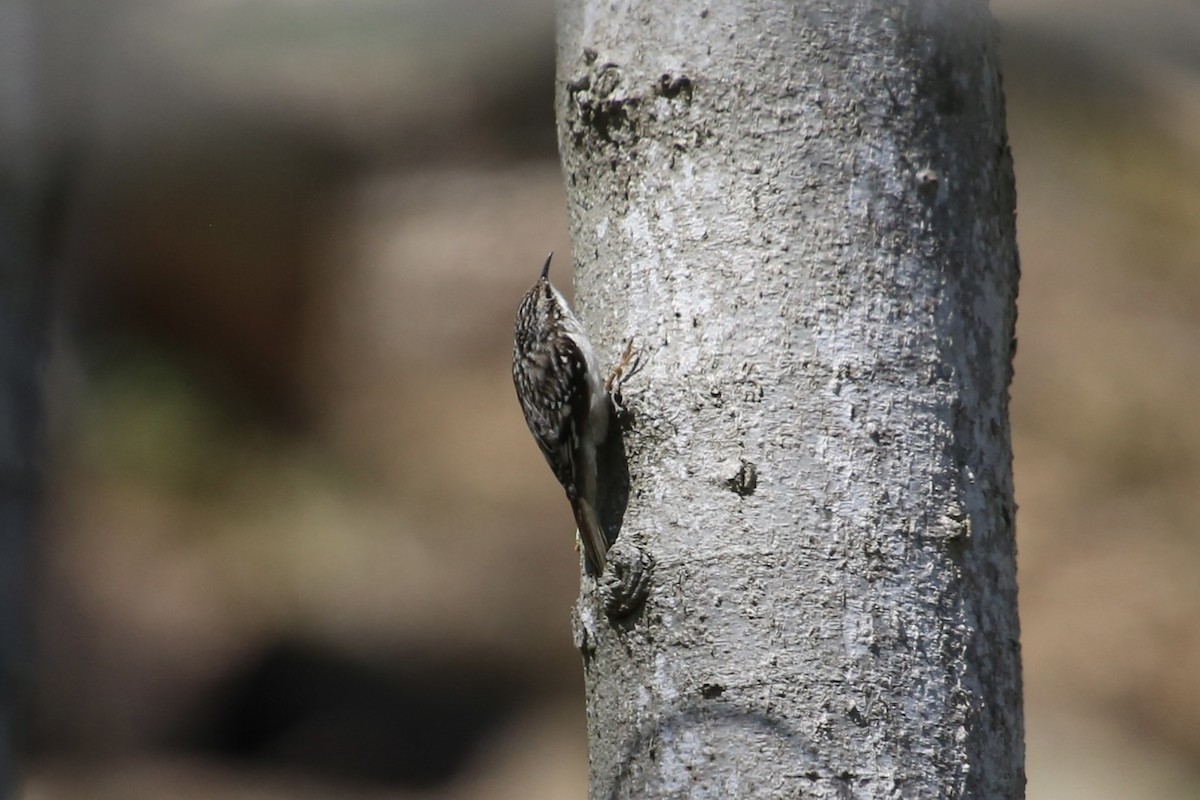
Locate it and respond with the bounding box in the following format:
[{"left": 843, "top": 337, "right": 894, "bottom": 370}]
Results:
[{"left": 512, "top": 253, "right": 612, "bottom": 576}]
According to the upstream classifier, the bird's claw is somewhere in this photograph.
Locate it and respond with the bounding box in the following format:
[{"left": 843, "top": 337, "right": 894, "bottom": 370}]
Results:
[{"left": 606, "top": 338, "right": 643, "bottom": 416}]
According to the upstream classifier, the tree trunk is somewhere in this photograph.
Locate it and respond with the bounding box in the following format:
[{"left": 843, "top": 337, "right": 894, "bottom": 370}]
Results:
[
  {"left": 556, "top": 1, "right": 1023, "bottom": 798},
  {"left": 0, "top": 0, "right": 47, "bottom": 795}
]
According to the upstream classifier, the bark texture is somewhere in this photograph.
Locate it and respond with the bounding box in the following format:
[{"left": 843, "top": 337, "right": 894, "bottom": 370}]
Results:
[
  {"left": 556, "top": 1, "right": 1023, "bottom": 798},
  {"left": 0, "top": 1, "right": 46, "bottom": 795}
]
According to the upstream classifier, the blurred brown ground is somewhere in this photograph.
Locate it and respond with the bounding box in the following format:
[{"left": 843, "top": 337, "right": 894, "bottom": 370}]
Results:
[{"left": 22, "top": 1, "right": 1200, "bottom": 798}]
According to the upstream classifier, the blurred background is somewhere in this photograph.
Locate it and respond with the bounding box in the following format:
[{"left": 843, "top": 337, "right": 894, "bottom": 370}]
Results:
[{"left": 12, "top": 0, "right": 1200, "bottom": 797}]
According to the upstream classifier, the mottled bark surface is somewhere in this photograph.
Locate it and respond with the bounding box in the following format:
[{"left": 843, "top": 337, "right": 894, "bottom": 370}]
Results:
[{"left": 556, "top": 1, "right": 1023, "bottom": 798}]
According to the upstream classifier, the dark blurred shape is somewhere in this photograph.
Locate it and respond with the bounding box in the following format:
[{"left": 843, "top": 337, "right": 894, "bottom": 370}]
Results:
[
  {"left": 190, "top": 641, "right": 530, "bottom": 789},
  {"left": 467, "top": 46, "right": 557, "bottom": 161},
  {"left": 69, "top": 117, "right": 357, "bottom": 428},
  {"left": 48, "top": 2, "right": 559, "bottom": 433}
]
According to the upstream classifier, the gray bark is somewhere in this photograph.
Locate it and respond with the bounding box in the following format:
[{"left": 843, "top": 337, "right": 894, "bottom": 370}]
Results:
[
  {"left": 0, "top": 0, "right": 47, "bottom": 796},
  {"left": 556, "top": 1, "right": 1022, "bottom": 798}
]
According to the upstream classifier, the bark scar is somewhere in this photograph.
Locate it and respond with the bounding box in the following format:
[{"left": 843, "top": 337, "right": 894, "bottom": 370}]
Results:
[{"left": 601, "top": 539, "right": 654, "bottom": 619}]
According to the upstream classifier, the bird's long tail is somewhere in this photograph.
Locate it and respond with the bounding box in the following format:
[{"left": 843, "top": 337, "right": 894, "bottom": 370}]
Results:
[{"left": 573, "top": 498, "right": 608, "bottom": 576}]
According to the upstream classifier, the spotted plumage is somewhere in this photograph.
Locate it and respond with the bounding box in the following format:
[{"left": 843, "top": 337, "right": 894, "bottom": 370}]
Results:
[{"left": 513, "top": 253, "right": 610, "bottom": 575}]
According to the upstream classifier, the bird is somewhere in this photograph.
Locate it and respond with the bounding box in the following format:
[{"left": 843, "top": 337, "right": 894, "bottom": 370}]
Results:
[{"left": 512, "top": 253, "right": 613, "bottom": 575}]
